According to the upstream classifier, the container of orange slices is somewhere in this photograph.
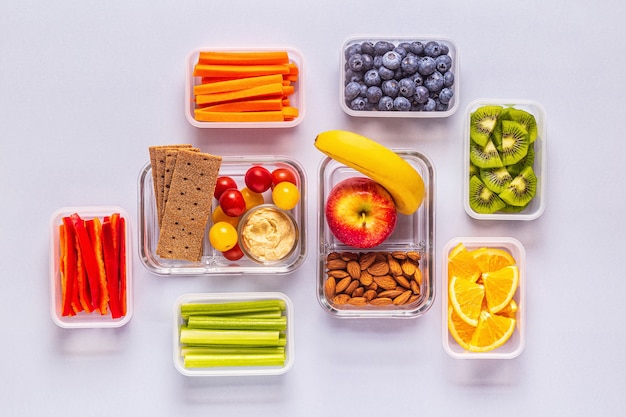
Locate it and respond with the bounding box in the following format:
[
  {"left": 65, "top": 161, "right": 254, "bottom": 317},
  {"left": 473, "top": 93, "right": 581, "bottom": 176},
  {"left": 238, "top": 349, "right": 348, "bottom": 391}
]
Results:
[{"left": 442, "top": 237, "right": 525, "bottom": 359}]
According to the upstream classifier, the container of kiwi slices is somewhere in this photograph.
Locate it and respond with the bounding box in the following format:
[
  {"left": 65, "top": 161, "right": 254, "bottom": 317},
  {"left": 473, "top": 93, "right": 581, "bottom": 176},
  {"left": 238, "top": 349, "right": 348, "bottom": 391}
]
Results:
[{"left": 464, "top": 98, "right": 546, "bottom": 221}]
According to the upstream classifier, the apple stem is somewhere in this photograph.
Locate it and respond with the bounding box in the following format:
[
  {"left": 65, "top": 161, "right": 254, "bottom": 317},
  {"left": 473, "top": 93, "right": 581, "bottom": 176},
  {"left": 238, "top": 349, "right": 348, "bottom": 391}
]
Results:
[{"left": 360, "top": 212, "right": 367, "bottom": 227}]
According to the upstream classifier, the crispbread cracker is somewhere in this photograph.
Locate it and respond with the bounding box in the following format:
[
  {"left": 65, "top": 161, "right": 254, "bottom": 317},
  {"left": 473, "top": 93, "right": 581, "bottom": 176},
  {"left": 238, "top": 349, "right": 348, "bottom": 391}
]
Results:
[
  {"left": 162, "top": 147, "right": 200, "bottom": 224},
  {"left": 156, "top": 150, "right": 222, "bottom": 261}
]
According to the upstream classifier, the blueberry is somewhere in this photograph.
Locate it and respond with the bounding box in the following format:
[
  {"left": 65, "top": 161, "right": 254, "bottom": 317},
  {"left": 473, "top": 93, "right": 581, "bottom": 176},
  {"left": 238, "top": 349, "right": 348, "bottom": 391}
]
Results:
[
  {"left": 424, "top": 71, "right": 444, "bottom": 92},
  {"left": 344, "top": 43, "right": 362, "bottom": 59},
  {"left": 378, "top": 65, "right": 395, "bottom": 81},
  {"left": 360, "top": 41, "right": 375, "bottom": 56},
  {"left": 359, "top": 84, "right": 368, "bottom": 97},
  {"left": 381, "top": 79, "right": 400, "bottom": 98},
  {"left": 439, "top": 43, "right": 450, "bottom": 55},
  {"left": 366, "top": 86, "right": 383, "bottom": 103},
  {"left": 398, "top": 78, "right": 416, "bottom": 98},
  {"left": 408, "top": 41, "right": 424, "bottom": 55},
  {"left": 411, "top": 73, "right": 424, "bottom": 86},
  {"left": 378, "top": 96, "right": 394, "bottom": 111},
  {"left": 344, "top": 81, "right": 362, "bottom": 100},
  {"left": 345, "top": 69, "right": 363, "bottom": 83},
  {"left": 393, "top": 46, "right": 407, "bottom": 58},
  {"left": 361, "top": 54, "right": 374, "bottom": 71},
  {"left": 393, "top": 96, "right": 411, "bottom": 111},
  {"left": 435, "top": 99, "right": 449, "bottom": 111},
  {"left": 424, "top": 41, "right": 442, "bottom": 57},
  {"left": 443, "top": 71, "right": 455, "bottom": 87},
  {"left": 423, "top": 98, "right": 436, "bottom": 111},
  {"left": 413, "top": 85, "right": 430, "bottom": 104},
  {"left": 438, "top": 87, "right": 454, "bottom": 104},
  {"left": 349, "top": 97, "right": 367, "bottom": 111},
  {"left": 435, "top": 54, "right": 452, "bottom": 73},
  {"left": 363, "top": 69, "right": 382, "bottom": 86},
  {"left": 373, "top": 55, "right": 383, "bottom": 68},
  {"left": 401, "top": 53, "right": 419, "bottom": 74},
  {"left": 348, "top": 54, "right": 365, "bottom": 72},
  {"left": 398, "top": 42, "right": 412, "bottom": 51},
  {"left": 382, "top": 51, "right": 402, "bottom": 70},
  {"left": 374, "top": 41, "right": 395, "bottom": 56},
  {"left": 417, "top": 56, "right": 436, "bottom": 76}
]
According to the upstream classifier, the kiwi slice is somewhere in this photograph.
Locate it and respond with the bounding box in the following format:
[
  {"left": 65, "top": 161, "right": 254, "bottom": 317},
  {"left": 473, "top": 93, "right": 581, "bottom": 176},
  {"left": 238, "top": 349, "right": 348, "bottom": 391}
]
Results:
[
  {"left": 499, "top": 120, "right": 529, "bottom": 165},
  {"left": 479, "top": 167, "right": 513, "bottom": 193},
  {"left": 469, "top": 175, "right": 507, "bottom": 214},
  {"left": 500, "top": 204, "right": 528, "bottom": 213},
  {"left": 507, "top": 143, "right": 535, "bottom": 177},
  {"left": 469, "top": 162, "right": 479, "bottom": 177},
  {"left": 507, "top": 108, "right": 538, "bottom": 143},
  {"left": 470, "top": 139, "right": 503, "bottom": 169},
  {"left": 470, "top": 105, "right": 503, "bottom": 147},
  {"left": 498, "top": 166, "right": 537, "bottom": 207}
]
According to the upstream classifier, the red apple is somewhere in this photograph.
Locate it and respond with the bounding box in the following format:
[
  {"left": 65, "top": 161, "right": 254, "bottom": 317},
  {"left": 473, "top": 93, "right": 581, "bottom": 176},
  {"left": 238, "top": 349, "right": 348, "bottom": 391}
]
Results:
[{"left": 325, "top": 177, "right": 397, "bottom": 248}]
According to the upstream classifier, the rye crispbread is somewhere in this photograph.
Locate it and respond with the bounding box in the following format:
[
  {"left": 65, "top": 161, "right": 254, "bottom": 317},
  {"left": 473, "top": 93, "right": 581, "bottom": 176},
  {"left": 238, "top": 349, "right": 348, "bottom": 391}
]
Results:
[{"left": 155, "top": 149, "right": 222, "bottom": 261}]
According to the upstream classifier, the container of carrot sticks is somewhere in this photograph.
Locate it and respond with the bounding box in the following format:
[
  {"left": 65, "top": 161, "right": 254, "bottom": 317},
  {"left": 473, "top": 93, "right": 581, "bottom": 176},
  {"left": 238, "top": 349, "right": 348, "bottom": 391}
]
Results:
[
  {"left": 185, "top": 47, "right": 305, "bottom": 128},
  {"left": 173, "top": 292, "right": 294, "bottom": 376}
]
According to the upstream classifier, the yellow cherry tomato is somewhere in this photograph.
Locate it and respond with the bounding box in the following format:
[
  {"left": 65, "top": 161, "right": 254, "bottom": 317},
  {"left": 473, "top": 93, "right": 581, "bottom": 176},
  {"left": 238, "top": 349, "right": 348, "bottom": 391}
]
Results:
[
  {"left": 208, "top": 221, "right": 238, "bottom": 252},
  {"left": 240, "top": 187, "right": 265, "bottom": 211},
  {"left": 272, "top": 181, "right": 300, "bottom": 210},
  {"left": 212, "top": 205, "right": 239, "bottom": 228}
]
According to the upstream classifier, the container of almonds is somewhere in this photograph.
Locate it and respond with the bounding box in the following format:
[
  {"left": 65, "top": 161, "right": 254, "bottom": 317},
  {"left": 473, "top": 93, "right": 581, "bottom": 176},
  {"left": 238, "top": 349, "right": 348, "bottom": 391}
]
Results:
[{"left": 316, "top": 150, "right": 435, "bottom": 318}]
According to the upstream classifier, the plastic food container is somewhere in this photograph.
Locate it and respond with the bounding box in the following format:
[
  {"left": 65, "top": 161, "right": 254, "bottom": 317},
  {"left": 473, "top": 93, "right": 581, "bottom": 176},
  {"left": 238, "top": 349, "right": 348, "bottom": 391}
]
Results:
[
  {"left": 464, "top": 98, "right": 547, "bottom": 220},
  {"left": 173, "top": 292, "right": 294, "bottom": 376},
  {"left": 185, "top": 46, "right": 305, "bottom": 128},
  {"left": 442, "top": 237, "right": 526, "bottom": 359},
  {"left": 316, "top": 150, "right": 435, "bottom": 318},
  {"left": 138, "top": 155, "right": 307, "bottom": 275},
  {"left": 49, "top": 206, "right": 133, "bottom": 329},
  {"left": 340, "top": 35, "right": 459, "bottom": 118}
]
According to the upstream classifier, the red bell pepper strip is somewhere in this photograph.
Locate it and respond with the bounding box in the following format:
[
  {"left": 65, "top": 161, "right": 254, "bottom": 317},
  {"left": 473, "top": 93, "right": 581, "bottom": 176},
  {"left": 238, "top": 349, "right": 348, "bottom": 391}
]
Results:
[
  {"left": 118, "top": 216, "right": 127, "bottom": 316},
  {"left": 74, "top": 226, "right": 94, "bottom": 313},
  {"left": 102, "top": 220, "right": 123, "bottom": 319},
  {"left": 59, "top": 221, "right": 74, "bottom": 316},
  {"left": 86, "top": 218, "right": 109, "bottom": 315},
  {"left": 70, "top": 213, "right": 101, "bottom": 310}
]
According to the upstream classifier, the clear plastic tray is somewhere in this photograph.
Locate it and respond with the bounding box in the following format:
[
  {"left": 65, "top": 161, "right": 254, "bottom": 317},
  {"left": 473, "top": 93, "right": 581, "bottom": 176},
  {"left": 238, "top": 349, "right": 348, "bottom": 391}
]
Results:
[
  {"left": 138, "top": 155, "right": 307, "bottom": 275},
  {"left": 441, "top": 237, "right": 526, "bottom": 359},
  {"left": 49, "top": 206, "right": 133, "bottom": 329},
  {"left": 173, "top": 292, "right": 294, "bottom": 376},
  {"left": 340, "top": 35, "right": 459, "bottom": 118},
  {"left": 185, "top": 46, "right": 305, "bottom": 128},
  {"left": 316, "top": 150, "right": 435, "bottom": 318},
  {"left": 464, "top": 98, "right": 547, "bottom": 220}
]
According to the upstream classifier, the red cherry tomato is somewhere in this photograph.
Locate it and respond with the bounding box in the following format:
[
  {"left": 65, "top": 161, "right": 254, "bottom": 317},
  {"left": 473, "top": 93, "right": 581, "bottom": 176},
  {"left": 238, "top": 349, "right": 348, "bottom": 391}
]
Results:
[
  {"left": 214, "top": 176, "right": 238, "bottom": 200},
  {"left": 222, "top": 242, "right": 244, "bottom": 261},
  {"left": 244, "top": 165, "right": 273, "bottom": 193},
  {"left": 219, "top": 188, "right": 246, "bottom": 217},
  {"left": 271, "top": 168, "right": 298, "bottom": 187}
]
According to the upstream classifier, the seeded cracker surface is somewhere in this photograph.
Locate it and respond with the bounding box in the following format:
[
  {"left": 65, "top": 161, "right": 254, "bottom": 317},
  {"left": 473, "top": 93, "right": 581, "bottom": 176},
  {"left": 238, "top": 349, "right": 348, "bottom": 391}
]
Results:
[
  {"left": 156, "top": 149, "right": 221, "bottom": 262},
  {"left": 162, "top": 147, "right": 199, "bottom": 224}
]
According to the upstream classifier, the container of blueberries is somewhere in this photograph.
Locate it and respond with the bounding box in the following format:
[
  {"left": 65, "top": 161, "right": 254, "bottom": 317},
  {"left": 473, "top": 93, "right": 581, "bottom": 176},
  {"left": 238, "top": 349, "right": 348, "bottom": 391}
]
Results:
[{"left": 340, "top": 36, "right": 459, "bottom": 118}]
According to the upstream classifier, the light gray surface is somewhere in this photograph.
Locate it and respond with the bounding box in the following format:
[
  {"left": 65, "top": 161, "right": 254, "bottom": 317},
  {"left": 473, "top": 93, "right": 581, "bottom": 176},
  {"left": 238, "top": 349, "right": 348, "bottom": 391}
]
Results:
[{"left": 1, "top": 0, "right": 624, "bottom": 415}]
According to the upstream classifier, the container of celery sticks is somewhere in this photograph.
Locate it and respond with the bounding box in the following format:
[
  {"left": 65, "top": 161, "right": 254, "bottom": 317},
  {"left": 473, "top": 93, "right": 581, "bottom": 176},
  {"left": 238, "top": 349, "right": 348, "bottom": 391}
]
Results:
[{"left": 173, "top": 292, "right": 294, "bottom": 376}]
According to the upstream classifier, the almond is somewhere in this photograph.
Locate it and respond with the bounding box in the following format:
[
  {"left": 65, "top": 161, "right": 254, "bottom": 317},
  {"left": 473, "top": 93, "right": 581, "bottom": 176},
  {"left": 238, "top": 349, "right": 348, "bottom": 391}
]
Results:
[
  {"left": 387, "top": 254, "right": 403, "bottom": 276},
  {"left": 370, "top": 297, "right": 393, "bottom": 306},
  {"left": 407, "top": 251, "right": 421, "bottom": 262},
  {"left": 391, "top": 251, "right": 408, "bottom": 260},
  {"left": 363, "top": 289, "right": 378, "bottom": 301},
  {"left": 373, "top": 275, "right": 397, "bottom": 290},
  {"left": 413, "top": 267, "right": 423, "bottom": 286},
  {"left": 346, "top": 260, "right": 361, "bottom": 280},
  {"left": 367, "top": 261, "right": 390, "bottom": 276},
  {"left": 332, "top": 294, "right": 350, "bottom": 305},
  {"left": 335, "top": 276, "right": 352, "bottom": 293},
  {"left": 326, "top": 258, "right": 347, "bottom": 270},
  {"left": 365, "top": 282, "right": 378, "bottom": 292},
  {"left": 393, "top": 274, "right": 412, "bottom": 289},
  {"left": 408, "top": 294, "right": 420, "bottom": 304},
  {"left": 344, "top": 279, "right": 360, "bottom": 295},
  {"left": 358, "top": 252, "right": 377, "bottom": 270},
  {"left": 340, "top": 252, "right": 358, "bottom": 261},
  {"left": 377, "top": 289, "right": 404, "bottom": 299},
  {"left": 393, "top": 289, "right": 412, "bottom": 305},
  {"left": 348, "top": 296, "right": 367, "bottom": 306},
  {"left": 351, "top": 286, "right": 364, "bottom": 298},
  {"left": 410, "top": 279, "right": 420, "bottom": 295},
  {"left": 327, "top": 269, "right": 349, "bottom": 279},
  {"left": 359, "top": 270, "right": 374, "bottom": 286},
  {"left": 375, "top": 252, "right": 387, "bottom": 262},
  {"left": 324, "top": 277, "right": 336, "bottom": 299},
  {"left": 326, "top": 252, "right": 340, "bottom": 261},
  {"left": 401, "top": 258, "right": 417, "bottom": 276}
]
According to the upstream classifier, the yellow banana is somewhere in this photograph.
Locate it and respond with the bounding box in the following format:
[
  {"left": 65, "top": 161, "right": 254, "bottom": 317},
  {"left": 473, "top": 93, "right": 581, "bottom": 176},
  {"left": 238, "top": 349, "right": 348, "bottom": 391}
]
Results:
[{"left": 314, "top": 130, "right": 425, "bottom": 215}]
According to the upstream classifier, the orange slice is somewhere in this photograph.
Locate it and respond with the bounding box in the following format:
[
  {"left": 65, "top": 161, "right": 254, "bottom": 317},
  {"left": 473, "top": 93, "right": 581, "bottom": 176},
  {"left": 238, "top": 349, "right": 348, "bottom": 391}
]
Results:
[
  {"left": 482, "top": 265, "right": 519, "bottom": 314},
  {"left": 448, "top": 305, "right": 476, "bottom": 350},
  {"left": 448, "top": 243, "right": 482, "bottom": 282},
  {"left": 470, "top": 247, "right": 516, "bottom": 273},
  {"left": 449, "top": 275, "right": 485, "bottom": 326},
  {"left": 498, "top": 299, "right": 518, "bottom": 319},
  {"left": 469, "top": 310, "right": 516, "bottom": 352}
]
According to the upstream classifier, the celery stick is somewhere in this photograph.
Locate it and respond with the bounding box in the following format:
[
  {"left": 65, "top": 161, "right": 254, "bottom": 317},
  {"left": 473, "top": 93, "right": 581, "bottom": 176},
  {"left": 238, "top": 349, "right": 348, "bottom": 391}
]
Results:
[
  {"left": 179, "top": 327, "right": 280, "bottom": 346},
  {"left": 186, "top": 315, "right": 287, "bottom": 331},
  {"left": 181, "top": 346, "right": 285, "bottom": 356},
  {"left": 227, "top": 310, "right": 283, "bottom": 319},
  {"left": 180, "top": 299, "right": 286, "bottom": 318},
  {"left": 184, "top": 353, "right": 285, "bottom": 368}
]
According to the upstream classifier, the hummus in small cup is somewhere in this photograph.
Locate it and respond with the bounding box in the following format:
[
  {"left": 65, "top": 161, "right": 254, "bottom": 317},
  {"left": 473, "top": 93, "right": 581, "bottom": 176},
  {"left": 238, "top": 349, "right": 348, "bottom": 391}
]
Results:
[{"left": 238, "top": 204, "right": 298, "bottom": 265}]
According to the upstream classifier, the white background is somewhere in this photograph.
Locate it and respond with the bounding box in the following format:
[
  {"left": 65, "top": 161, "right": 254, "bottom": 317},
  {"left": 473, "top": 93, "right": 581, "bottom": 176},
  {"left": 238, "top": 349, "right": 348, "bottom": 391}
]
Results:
[{"left": 1, "top": 0, "right": 624, "bottom": 415}]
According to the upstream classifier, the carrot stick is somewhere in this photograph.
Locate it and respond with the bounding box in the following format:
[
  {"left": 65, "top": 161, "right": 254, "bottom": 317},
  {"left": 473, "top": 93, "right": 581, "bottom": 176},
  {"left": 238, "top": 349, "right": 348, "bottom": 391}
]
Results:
[
  {"left": 193, "top": 110, "right": 286, "bottom": 123},
  {"left": 282, "top": 85, "right": 295, "bottom": 96},
  {"left": 195, "top": 83, "right": 285, "bottom": 106},
  {"left": 196, "top": 98, "right": 284, "bottom": 113},
  {"left": 282, "top": 107, "right": 299, "bottom": 120},
  {"left": 198, "top": 51, "right": 290, "bottom": 66},
  {"left": 193, "top": 64, "right": 291, "bottom": 78},
  {"left": 193, "top": 74, "right": 283, "bottom": 96}
]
